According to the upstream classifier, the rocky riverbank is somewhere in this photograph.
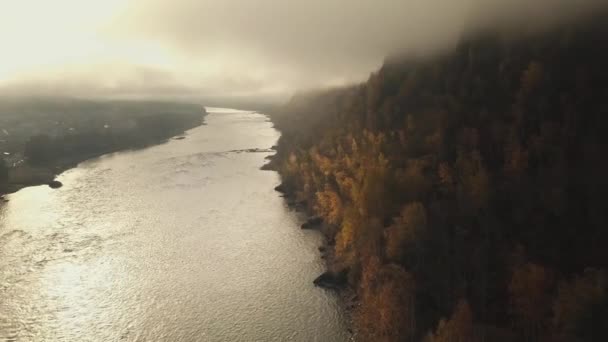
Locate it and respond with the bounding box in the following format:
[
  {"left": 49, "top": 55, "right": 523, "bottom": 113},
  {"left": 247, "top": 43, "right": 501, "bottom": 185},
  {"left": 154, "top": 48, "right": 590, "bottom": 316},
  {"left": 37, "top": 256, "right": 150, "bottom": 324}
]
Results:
[{"left": 269, "top": 171, "right": 357, "bottom": 336}]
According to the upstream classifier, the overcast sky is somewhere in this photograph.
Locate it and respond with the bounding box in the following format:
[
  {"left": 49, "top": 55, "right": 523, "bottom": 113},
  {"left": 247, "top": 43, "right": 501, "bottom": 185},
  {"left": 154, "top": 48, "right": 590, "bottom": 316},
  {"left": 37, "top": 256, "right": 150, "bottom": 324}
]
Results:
[{"left": 0, "top": 0, "right": 604, "bottom": 100}]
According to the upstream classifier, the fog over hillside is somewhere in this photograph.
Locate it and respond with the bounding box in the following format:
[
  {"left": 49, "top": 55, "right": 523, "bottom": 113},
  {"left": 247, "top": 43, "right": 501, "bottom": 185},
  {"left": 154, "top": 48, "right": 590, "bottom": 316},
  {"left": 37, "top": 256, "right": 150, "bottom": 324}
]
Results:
[{"left": 0, "top": 0, "right": 605, "bottom": 100}]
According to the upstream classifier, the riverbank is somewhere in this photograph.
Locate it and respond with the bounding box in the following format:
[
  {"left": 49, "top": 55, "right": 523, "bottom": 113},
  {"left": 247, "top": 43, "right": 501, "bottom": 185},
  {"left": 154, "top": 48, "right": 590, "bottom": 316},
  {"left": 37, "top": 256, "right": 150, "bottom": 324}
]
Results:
[
  {"left": 1, "top": 101, "right": 207, "bottom": 195},
  {"left": 0, "top": 129, "right": 201, "bottom": 195},
  {"left": 265, "top": 158, "right": 357, "bottom": 337}
]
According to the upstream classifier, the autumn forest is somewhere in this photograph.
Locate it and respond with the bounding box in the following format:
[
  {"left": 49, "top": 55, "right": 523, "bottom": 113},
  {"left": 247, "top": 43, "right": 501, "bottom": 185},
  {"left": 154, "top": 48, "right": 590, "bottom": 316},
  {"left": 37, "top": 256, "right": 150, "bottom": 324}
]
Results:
[{"left": 269, "top": 13, "right": 608, "bottom": 342}]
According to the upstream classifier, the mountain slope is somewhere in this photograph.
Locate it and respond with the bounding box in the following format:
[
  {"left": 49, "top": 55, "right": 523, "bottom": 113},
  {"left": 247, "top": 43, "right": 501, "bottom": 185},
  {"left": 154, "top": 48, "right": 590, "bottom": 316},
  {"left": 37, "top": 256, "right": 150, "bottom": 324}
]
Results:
[{"left": 270, "top": 14, "right": 608, "bottom": 342}]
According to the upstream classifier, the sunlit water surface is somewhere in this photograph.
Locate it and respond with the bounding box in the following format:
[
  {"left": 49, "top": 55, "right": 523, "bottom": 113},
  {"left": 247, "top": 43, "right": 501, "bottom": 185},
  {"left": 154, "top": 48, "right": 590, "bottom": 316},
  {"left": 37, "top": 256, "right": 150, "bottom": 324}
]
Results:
[{"left": 0, "top": 108, "right": 349, "bottom": 341}]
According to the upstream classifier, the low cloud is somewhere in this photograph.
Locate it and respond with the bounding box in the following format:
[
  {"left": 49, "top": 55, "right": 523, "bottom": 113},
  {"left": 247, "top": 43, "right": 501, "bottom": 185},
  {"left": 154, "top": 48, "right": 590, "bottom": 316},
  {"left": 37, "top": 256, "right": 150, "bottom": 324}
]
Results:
[{"left": 1, "top": 0, "right": 606, "bottom": 100}]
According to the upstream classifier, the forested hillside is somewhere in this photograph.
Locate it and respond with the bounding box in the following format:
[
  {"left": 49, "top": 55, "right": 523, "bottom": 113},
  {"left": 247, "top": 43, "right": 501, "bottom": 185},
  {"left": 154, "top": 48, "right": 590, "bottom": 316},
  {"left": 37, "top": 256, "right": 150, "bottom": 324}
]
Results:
[{"left": 269, "top": 14, "right": 608, "bottom": 342}]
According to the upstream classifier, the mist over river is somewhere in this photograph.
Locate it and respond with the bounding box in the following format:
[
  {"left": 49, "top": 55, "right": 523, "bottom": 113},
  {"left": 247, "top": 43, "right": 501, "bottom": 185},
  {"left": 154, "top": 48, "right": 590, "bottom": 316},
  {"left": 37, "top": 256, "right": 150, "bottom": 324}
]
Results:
[{"left": 0, "top": 108, "right": 349, "bottom": 341}]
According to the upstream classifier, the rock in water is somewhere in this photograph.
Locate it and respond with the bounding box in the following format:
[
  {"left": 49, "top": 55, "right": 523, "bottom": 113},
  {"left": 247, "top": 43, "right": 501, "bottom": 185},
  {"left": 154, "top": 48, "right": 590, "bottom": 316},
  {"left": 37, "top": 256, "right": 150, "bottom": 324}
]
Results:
[
  {"left": 48, "top": 180, "right": 63, "bottom": 189},
  {"left": 313, "top": 270, "right": 348, "bottom": 289},
  {"left": 301, "top": 216, "right": 323, "bottom": 229},
  {"left": 274, "top": 183, "right": 287, "bottom": 193}
]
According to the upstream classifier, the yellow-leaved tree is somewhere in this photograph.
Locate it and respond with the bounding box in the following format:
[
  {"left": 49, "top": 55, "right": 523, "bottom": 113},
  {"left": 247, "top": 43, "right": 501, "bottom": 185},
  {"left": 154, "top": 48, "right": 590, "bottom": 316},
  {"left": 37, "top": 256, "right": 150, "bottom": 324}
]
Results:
[
  {"left": 426, "top": 299, "right": 477, "bottom": 342},
  {"left": 385, "top": 202, "right": 427, "bottom": 263}
]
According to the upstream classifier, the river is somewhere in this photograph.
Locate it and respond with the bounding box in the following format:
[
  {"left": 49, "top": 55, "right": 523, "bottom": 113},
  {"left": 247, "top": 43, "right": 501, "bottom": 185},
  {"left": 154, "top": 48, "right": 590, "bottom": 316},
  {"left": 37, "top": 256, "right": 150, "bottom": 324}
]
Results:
[{"left": 0, "top": 108, "right": 349, "bottom": 341}]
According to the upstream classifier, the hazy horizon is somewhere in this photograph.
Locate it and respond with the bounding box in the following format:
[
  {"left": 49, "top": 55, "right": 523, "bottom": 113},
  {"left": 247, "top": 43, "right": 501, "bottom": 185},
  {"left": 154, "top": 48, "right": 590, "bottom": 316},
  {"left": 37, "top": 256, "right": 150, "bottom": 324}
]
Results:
[{"left": 0, "top": 0, "right": 605, "bottom": 101}]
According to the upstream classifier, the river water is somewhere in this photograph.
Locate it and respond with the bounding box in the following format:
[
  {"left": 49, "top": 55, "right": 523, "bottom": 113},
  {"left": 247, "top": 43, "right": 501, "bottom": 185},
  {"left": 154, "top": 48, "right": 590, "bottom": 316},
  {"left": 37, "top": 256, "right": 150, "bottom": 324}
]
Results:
[{"left": 0, "top": 108, "right": 349, "bottom": 342}]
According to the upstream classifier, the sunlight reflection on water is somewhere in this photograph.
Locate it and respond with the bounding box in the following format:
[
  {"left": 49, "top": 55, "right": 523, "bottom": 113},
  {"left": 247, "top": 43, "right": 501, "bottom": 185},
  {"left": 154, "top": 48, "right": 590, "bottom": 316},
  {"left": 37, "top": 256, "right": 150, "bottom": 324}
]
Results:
[{"left": 0, "top": 108, "right": 349, "bottom": 342}]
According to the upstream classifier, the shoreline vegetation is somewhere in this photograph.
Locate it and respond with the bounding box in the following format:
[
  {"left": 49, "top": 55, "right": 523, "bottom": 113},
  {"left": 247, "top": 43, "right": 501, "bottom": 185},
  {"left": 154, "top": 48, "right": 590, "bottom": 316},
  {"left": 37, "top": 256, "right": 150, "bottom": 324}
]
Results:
[
  {"left": 266, "top": 12, "right": 608, "bottom": 342},
  {"left": 0, "top": 98, "right": 207, "bottom": 196}
]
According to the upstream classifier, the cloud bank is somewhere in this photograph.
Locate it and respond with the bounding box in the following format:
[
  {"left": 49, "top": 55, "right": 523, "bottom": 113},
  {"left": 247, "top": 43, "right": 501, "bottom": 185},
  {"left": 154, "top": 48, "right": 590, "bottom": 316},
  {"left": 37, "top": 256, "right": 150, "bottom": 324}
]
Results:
[{"left": 0, "top": 0, "right": 605, "bottom": 100}]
